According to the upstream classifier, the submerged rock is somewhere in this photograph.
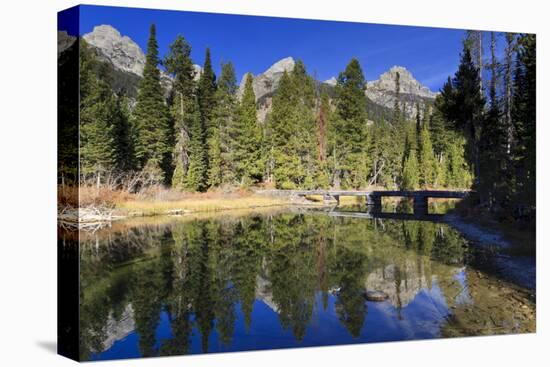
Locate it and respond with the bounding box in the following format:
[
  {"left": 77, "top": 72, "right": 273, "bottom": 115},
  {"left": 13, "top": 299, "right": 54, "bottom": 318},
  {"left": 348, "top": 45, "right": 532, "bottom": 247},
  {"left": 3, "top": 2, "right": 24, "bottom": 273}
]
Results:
[{"left": 364, "top": 290, "right": 389, "bottom": 302}]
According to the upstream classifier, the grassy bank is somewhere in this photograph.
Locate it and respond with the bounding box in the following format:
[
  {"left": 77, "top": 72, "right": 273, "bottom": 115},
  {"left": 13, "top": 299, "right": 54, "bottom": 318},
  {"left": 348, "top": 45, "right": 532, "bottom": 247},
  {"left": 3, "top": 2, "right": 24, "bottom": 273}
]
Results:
[
  {"left": 118, "top": 194, "right": 300, "bottom": 216},
  {"left": 59, "top": 185, "right": 327, "bottom": 217}
]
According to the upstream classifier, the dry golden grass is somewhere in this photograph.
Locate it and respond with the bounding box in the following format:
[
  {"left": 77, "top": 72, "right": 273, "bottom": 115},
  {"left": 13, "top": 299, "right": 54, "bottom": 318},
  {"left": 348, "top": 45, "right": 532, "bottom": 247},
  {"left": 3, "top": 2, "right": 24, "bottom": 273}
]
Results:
[{"left": 118, "top": 195, "right": 294, "bottom": 216}]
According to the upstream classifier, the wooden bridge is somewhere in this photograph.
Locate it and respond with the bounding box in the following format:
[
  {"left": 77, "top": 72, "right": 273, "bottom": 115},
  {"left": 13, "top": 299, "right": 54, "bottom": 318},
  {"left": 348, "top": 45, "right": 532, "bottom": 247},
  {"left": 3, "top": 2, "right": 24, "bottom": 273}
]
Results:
[{"left": 277, "top": 189, "right": 471, "bottom": 215}]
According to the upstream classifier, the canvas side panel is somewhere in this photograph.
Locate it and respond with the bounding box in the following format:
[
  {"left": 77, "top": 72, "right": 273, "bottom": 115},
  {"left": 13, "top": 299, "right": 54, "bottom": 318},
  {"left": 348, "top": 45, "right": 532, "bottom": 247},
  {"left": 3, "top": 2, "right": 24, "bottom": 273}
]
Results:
[{"left": 57, "top": 5, "right": 80, "bottom": 362}]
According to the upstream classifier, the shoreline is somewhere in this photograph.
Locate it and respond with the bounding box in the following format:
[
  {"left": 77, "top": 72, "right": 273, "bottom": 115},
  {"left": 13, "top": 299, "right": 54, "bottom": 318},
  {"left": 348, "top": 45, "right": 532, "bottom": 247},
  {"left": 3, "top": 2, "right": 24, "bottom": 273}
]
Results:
[{"left": 443, "top": 213, "right": 536, "bottom": 291}]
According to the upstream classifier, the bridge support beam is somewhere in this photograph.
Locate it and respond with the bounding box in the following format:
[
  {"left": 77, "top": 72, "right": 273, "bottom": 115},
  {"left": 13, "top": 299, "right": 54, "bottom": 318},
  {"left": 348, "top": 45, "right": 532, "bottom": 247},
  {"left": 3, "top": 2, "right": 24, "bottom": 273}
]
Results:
[
  {"left": 413, "top": 196, "right": 429, "bottom": 215},
  {"left": 323, "top": 194, "right": 339, "bottom": 205},
  {"left": 366, "top": 194, "right": 382, "bottom": 212}
]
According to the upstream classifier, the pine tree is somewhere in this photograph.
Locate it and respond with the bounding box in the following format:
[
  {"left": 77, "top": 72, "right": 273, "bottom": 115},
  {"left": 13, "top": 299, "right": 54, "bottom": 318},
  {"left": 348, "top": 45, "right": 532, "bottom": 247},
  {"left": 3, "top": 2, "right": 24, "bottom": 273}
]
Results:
[
  {"left": 79, "top": 41, "right": 118, "bottom": 179},
  {"left": 197, "top": 48, "right": 217, "bottom": 136},
  {"left": 111, "top": 95, "right": 135, "bottom": 171},
  {"left": 402, "top": 148, "right": 419, "bottom": 190},
  {"left": 163, "top": 34, "right": 203, "bottom": 190},
  {"left": 512, "top": 33, "right": 536, "bottom": 216},
  {"left": 316, "top": 90, "right": 331, "bottom": 188},
  {"left": 184, "top": 98, "right": 207, "bottom": 191},
  {"left": 232, "top": 74, "right": 263, "bottom": 185},
  {"left": 479, "top": 32, "right": 507, "bottom": 207},
  {"left": 132, "top": 24, "right": 171, "bottom": 182},
  {"left": 393, "top": 72, "right": 402, "bottom": 124},
  {"left": 208, "top": 62, "right": 238, "bottom": 187},
  {"left": 269, "top": 70, "right": 301, "bottom": 189},
  {"left": 268, "top": 61, "right": 318, "bottom": 189},
  {"left": 418, "top": 123, "right": 436, "bottom": 188},
  {"left": 438, "top": 45, "right": 484, "bottom": 191},
  {"left": 503, "top": 33, "right": 517, "bottom": 152},
  {"left": 197, "top": 48, "right": 217, "bottom": 182},
  {"left": 430, "top": 97, "right": 451, "bottom": 158},
  {"left": 331, "top": 58, "right": 369, "bottom": 189}
]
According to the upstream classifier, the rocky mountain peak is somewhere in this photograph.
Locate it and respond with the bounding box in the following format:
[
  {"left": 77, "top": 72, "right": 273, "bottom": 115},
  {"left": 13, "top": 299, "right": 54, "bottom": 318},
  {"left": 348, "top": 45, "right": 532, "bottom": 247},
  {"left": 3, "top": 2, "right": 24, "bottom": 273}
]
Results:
[
  {"left": 323, "top": 76, "right": 337, "bottom": 86},
  {"left": 368, "top": 65, "right": 436, "bottom": 99},
  {"left": 263, "top": 56, "right": 295, "bottom": 78},
  {"left": 238, "top": 56, "right": 296, "bottom": 99},
  {"left": 57, "top": 30, "right": 76, "bottom": 58},
  {"left": 366, "top": 65, "right": 437, "bottom": 118},
  {"left": 83, "top": 25, "right": 146, "bottom": 76},
  {"left": 238, "top": 57, "right": 296, "bottom": 121}
]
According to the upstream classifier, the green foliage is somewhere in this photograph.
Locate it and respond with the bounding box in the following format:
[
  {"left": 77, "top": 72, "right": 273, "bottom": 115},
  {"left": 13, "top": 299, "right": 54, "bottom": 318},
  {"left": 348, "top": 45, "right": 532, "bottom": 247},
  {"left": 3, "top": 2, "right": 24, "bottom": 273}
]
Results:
[
  {"left": 330, "top": 58, "right": 369, "bottom": 188},
  {"left": 402, "top": 148, "right": 419, "bottom": 190},
  {"left": 267, "top": 61, "right": 319, "bottom": 189},
  {"left": 438, "top": 46, "right": 485, "bottom": 187},
  {"left": 511, "top": 34, "right": 536, "bottom": 217},
  {"left": 164, "top": 35, "right": 206, "bottom": 191},
  {"left": 79, "top": 40, "right": 132, "bottom": 178},
  {"left": 231, "top": 74, "right": 263, "bottom": 185},
  {"left": 132, "top": 24, "right": 172, "bottom": 181},
  {"left": 418, "top": 124, "right": 436, "bottom": 188},
  {"left": 209, "top": 62, "right": 238, "bottom": 187},
  {"left": 197, "top": 48, "right": 217, "bottom": 137},
  {"left": 447, "top": 136, "right": 472, "bottom": 188},
  {"left": 185, "top": 101, "right": 208, "bottom": 191}
]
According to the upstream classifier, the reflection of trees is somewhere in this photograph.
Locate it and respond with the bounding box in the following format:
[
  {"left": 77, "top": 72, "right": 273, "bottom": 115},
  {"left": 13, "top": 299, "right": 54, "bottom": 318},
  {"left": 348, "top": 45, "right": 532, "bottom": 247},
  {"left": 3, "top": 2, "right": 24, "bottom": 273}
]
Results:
[
  {"left": 131, "top": 257, "right": 164, "bottom": 357},
  {"left": 78, "top": 211, "right": 477, "bottom": 360},
  {"left": 211, "top": 220, "right": 238, "bottom": 347},
  {"left": 231, "top": 216, "right": 263, "bottom": 330},
  {"left": 330, "top": 245, "right": 368, "bottom": 337},
  {"left": 268, "top": 214, "right": 317, "bottom": 341},
  {"left": 160, "top": 225, "right": 193, "bottom": 356}
]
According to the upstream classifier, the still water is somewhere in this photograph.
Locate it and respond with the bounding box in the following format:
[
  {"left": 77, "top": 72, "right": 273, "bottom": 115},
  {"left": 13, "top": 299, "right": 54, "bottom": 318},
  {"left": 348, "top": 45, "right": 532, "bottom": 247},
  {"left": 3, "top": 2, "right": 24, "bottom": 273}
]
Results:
[{"left": 68, "top": 206, "right": 535, "bottom": 361}]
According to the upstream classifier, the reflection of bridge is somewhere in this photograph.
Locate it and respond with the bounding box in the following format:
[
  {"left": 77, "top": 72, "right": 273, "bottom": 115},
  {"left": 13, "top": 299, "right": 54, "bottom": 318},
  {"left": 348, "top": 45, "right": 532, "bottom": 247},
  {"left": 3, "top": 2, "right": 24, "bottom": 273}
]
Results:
[
  {"left": 289, "top": 190, "right": 471, "bottom": 215},
  {"left": 327, "top": 210, "right": 447, "bottom": 223}
]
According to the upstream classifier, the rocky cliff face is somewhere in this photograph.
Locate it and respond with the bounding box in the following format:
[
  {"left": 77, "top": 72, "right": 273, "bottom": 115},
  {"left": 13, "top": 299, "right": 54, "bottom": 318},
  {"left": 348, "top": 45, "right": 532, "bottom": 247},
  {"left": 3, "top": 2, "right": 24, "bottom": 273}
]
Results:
[
  {"left": 83, "top": 25, "right": 146, "bottom": 76},
  {"left": 82, "top": 25, "right": 202, "bottom": 99},
  {"left": 366, "top": 66, "right": 437, "bottom": 119},
  {"left": 238, "top": 56, "right": 295, "bottom": 121},
  {"left": 57, "top": 31, "right": 76, "bottom": 58}
]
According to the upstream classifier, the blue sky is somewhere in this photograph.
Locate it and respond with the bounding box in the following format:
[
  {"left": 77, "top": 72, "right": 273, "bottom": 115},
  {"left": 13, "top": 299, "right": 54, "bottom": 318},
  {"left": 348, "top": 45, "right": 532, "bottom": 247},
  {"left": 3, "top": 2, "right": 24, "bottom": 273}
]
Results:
[{"left": 70, "top": 5, "right": 470, "bottom": 91}]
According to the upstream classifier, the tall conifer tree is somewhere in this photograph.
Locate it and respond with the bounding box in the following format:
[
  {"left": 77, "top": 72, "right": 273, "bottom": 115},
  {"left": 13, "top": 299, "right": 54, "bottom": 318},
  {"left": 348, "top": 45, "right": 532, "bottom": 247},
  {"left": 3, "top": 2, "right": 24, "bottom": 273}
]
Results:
[
  {"left": 232, "top": 74, "right": 263, "bottom": 185},
  {"left": 208, "top": 62, "right": 238, "bottom": 187},
  {"left": 132, "top": 24, "right": 171, "bottom": 181},
  {"left": 331, "top": 58, "right": 369, "bottom": 188}
]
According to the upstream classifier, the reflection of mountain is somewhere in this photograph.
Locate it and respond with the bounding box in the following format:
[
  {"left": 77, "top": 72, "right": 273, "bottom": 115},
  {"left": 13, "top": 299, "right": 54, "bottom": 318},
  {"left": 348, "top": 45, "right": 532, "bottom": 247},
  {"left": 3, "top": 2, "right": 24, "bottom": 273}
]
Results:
[
  {"left": 98, "top": 304, "right": 135, "bottom": 352},
  {"left": 366, "top": 263, "right": 429, "bottom": 308},
  {"left": 256, "top": 274, "right": 279, "bottom": 313}
]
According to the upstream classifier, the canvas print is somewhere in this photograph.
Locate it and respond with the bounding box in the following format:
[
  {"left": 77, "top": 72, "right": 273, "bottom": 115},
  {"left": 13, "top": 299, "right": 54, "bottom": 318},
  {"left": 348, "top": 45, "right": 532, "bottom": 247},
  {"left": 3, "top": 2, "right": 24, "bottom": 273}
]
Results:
[{"left": 57, "top": 5, "right": 536, "bottom": 362}]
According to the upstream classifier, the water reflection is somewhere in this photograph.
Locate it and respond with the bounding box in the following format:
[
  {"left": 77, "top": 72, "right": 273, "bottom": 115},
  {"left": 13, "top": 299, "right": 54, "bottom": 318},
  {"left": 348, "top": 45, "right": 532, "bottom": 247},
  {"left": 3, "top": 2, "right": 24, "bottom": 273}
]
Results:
[{"left": 69, "top": 208, "right": 534, "bottom": 361}]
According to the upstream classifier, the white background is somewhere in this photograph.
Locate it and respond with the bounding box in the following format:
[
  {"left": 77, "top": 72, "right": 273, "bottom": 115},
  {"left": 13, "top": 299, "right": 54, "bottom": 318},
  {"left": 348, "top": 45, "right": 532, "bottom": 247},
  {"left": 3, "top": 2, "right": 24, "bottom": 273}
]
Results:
[{"left": 0, "top": 0, "right": 547, "bottom": 365}]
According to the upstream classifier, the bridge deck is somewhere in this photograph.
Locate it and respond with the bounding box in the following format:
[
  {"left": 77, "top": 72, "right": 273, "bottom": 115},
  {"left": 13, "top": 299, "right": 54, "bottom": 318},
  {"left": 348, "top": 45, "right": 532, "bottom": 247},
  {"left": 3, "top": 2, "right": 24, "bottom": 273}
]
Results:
[{"left": 288, "top": 190, "right": 470, "bottom": 199}]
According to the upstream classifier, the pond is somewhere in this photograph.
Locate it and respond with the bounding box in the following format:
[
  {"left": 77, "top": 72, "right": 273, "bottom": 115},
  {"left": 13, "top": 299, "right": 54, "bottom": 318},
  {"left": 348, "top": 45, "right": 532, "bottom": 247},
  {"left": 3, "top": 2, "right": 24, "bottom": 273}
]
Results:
[{"left": 59, "top": 205, "right": 535, "bottom": 361}]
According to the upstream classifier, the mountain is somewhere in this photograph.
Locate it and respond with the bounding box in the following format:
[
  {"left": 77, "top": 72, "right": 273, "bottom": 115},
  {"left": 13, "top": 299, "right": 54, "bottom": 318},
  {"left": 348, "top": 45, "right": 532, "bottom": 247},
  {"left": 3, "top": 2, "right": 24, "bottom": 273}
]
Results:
[
  {"left": 323, "top": 76, "right": 337, "bottom": 87},
  {"left": 238, "top": 56, "right": 295, "bottom": 121},
  {"left": 71, "top": 25, "right": 436, "bottom": 121},
  {"left": 57, "top": 31, "right": 76, "bottom": 58},
  {"left": 81, "top": 25, "right": 202, "bottom": 99},
  {"left": 365, "top": 66, "right": 437, "bottom": 119}
]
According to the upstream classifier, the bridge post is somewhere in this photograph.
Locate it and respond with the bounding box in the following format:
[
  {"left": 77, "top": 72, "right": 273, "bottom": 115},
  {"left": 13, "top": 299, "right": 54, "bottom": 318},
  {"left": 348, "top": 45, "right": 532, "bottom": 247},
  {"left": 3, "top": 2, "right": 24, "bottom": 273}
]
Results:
[
  {"left": 366, "top": 194, "right": 382, "bottom": 212},
  {"left": 413, "top": 196, "right": 429, "bottom": 215},
  {"left": 334, "top": 195, "right": 340, "bottom": 206}
]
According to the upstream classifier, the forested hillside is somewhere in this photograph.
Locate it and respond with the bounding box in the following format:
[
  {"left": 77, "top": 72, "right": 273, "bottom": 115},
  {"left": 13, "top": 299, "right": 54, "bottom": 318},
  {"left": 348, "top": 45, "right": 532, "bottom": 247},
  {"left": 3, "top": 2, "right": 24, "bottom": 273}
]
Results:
[{"left": 59, "top": 25, "right": 535, "bottom": 221}]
